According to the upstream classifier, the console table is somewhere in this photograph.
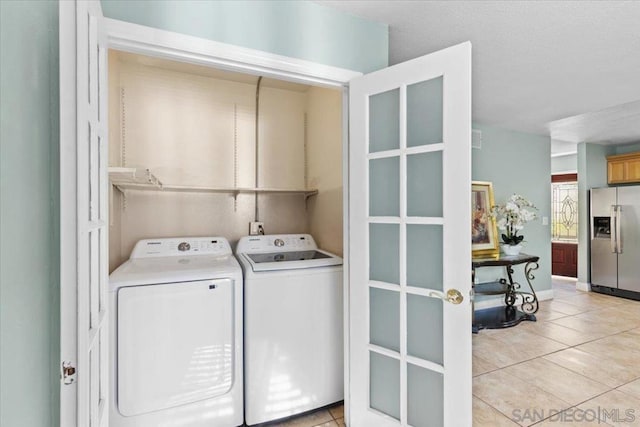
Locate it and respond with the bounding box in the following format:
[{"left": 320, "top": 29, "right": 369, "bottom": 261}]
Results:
[{"left": 472, "top": 253, "right": 540, "bottom": 333}]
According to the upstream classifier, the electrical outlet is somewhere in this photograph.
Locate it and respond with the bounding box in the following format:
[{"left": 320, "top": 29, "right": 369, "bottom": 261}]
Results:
[
  {"left": 249, "top": 222, "right": 264, "bottom": 235},
  {"left": 542, "top": 216, "right": 549, "bottom": 226}
]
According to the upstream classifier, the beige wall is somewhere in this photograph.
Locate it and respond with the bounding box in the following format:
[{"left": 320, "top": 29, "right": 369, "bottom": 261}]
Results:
[
  {"left": 108, "top": 52, "right": 343, "bottom": 270},
  {"left": 306, "top": 87, "right": 344, "bottom": 256}
]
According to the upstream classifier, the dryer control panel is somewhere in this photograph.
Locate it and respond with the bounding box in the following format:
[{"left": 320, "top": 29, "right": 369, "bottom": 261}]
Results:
[
  {"left": 130, "top": 237, "right": 232, "bottom": 258},
  {"left": 235, "top": 234, "right": 317, "bottom": 254}
]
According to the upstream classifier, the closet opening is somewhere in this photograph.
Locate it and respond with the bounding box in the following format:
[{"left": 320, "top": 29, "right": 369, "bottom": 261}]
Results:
[{"left": 107, "top": 50, "right": 345, "bottom": 271}]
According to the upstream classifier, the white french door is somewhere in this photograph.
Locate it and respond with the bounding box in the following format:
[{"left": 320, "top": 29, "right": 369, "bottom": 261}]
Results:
[
  {"left": 60, "top": 1, "right": 109, "bottom": 426},
  {"left": 348, "top": 42, "right": 472, "bottom": 426}
]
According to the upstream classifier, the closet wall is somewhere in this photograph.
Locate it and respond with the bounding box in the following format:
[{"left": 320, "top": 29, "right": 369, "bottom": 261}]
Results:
[
  {"left": 306, "top": 87, "right": 344, "bottom": 256},
  {"left": 108, "top": 51, "right": 343, "bottom": 270}
]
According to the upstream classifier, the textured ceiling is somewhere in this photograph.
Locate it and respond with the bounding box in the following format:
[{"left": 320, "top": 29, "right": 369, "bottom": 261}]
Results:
[{"left": 318, "top": 1, "right": 640, "bottom": 145}]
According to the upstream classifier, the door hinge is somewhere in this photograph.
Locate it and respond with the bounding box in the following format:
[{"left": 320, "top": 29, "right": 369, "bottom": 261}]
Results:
[{"left": 62, "top": 361, "right": 76, "bottom": 385}]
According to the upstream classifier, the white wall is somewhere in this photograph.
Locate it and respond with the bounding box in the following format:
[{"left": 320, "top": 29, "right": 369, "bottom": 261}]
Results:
[
  {"left": 551, "top": 153, "right": 577, "bottom": 174},
  {"left": 108, "top": 52, "right": 343, "bottom": 269}
]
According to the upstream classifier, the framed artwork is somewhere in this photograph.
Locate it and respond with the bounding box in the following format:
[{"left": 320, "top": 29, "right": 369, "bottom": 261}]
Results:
[{"left": 471, "top": 181, "right": 499, "bottom": 258}]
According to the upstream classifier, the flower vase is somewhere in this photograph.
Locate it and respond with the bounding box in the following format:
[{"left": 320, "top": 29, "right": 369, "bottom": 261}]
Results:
[{"left": 501, "top": 244, "right": 522, "bottom": 256}]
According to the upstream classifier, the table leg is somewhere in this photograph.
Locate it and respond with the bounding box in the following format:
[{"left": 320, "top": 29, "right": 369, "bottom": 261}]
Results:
[
  {"left": 520, "top": 261, "right": 540, "bottom": 314},
  {"left": 503, "top": 266, "right": 517, "bottom": 307}
]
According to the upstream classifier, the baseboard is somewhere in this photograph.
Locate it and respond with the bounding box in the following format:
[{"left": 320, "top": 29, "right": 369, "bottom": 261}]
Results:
[
  {"left": 576, "top": 281, "right": 591, "bottom": 292},
  {"left": 474, "top": 289, "right": 554, "bottom": 310}
]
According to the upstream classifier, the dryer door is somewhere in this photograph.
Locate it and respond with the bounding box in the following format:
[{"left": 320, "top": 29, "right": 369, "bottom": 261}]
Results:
[{"left": 117, "top": 279, "right": 234, "bottom": 416}]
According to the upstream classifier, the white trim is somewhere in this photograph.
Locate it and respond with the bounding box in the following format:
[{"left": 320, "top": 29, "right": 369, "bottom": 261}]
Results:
[
  {"left": 405, "top": 355, "right": 444, "bottom": 375},
  {"left": 368, "top": 217, "right": 402, "bottom": 224},
  {"left": 368, "top": 217, "right": 444, "bottom": 225},
  {"left": 398, "top": 83, "right": 408, "bottom": 426},
  {"left": 369, "top": 280, "right": 401, "bottom": 292},
  {"left": 576, "top": 281, "right": 592, "bottom": 292},
  {"left": 552, "top": 169, "right": 578, "bottom": 175},
  {"left": 366, "top": 143, "right": 444, "bottom": 160},
  {"left": 341, "top": 88, "right": 351, "bottom": 426},
  {"left": 551, "top": 151, "right": 578, "bottom": 158},
  {"left": 104, "top": 18, "right": 361, "bottom": 88},
  {"left": 369, "top": 344, "right": 401, "bottom": 360},
  {"left": 473, "top": 289, "right": 555, "bottom": 310},
  {"left": 59, "top": 1, "right": 78, "bottom": 424}
]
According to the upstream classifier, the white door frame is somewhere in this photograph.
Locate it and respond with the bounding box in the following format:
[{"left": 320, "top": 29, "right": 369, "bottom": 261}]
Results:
[
  {"left": 104, "top": 18, "right": 361, "bottom": 88},
  {"left": 59, "top": 3, "right": 78, "bottom": 422},
  {"left": 61, "top": 15, "right": 362, "bottom": 424},
  {"left": 60, "top": 1, "right": 110, "bottom": 425}
]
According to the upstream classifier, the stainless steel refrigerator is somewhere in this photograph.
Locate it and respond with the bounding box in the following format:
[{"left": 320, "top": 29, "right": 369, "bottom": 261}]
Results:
[{"left": 591, "top": 186, "right": 640, "bottom": 299}]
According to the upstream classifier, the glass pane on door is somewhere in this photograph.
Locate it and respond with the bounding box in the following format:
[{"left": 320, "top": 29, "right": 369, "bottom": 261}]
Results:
[
  {"left": 407, "top": 294, "right": 443, "bottom": 363},
  {"left": 407, "top": 363, "right": 444, "bottom": 427},
  {"left": 406, "top": 224, "right": 443, "bottom": 290},
  {"left": 370, "top": 288, "right": 400, "bottom": 352},
  {"left": 407, "top": 77, "right": 443, "bottom": 147},
  {"left": 369, "top": 223, "right": 400, "bottom": 284},
  {"left": 370, "top": 352, "right": 400, "bottom": 420},
  {"left": 370, "top": 157, "right": 400, "bottom": 216},
  {"left": 407, "top": 151, "right": 443, "bottom": 217},
  {"left": 369, "top": 89, "right": 400, "bottom": 153}
]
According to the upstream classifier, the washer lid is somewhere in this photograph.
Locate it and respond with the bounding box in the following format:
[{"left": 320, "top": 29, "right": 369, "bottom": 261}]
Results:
[
  {"left": 109, "top": 255, "right": 240, "bottom": 289},
  {"left": 240, "top": 249, "right": 342, "bottom": 272},
  {"left": 247, "top": 250, "right": 331, "bottom": 264},
  {"left": 110, "top": 237, "right": 240, "bottom": 289}
]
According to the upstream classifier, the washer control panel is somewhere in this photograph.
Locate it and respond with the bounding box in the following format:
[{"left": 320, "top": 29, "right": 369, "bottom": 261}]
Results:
[
  {"left": 130, "top": 237, "right": 232, "bottom": 258},
  {"left": 236, "top": 234, "right": 317, "bottom": 254}
]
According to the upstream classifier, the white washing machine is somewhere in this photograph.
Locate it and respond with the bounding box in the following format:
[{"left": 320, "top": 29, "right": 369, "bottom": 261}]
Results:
[
  {"left": 109, "top": 237, "right": 243, "bottom": 427},
  {"left": 235, "top": 234, "right": 344, "bottom": 426}
]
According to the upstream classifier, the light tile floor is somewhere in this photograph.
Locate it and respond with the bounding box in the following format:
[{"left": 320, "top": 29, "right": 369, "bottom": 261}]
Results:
[
  {"left": 267, "top": 277, "right": 640, "bottom": 427},
  {"left": 268, "top": 403, "right": 345, "bottom": 427},
  {"left": 474, "top": 277, "right": 640, "bottom": 426}
]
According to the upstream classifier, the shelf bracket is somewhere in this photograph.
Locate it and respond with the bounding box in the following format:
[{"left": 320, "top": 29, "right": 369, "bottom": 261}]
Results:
[
  {"left": 113, "top": 184, "right": 128, "bottom": 212},
  {"left": 233, "top": 190, "right": 239, "bottom": 212},
  {"left": 304, "top": 190, "right": 318, "bottom": 211}
]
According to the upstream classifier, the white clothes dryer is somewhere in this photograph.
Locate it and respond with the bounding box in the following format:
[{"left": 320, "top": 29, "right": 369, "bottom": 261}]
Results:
[
  {"left": 109, "top": 237, "right": 243, "bottom": 427},
  {"left": 236, "top": 234, "right": 344, "bottom": 426}
]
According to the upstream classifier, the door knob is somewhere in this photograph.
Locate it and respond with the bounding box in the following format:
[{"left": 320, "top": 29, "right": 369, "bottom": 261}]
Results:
[{"left": 445, "top": 289, "right": 464, "bottom": 305}]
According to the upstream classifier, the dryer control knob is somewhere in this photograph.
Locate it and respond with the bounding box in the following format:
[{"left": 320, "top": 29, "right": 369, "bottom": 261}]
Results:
[
  {"left": 274, "top": 239, "right": 285, "bottom": 247},
  {"left": 178, "top": 242, "right": 191, "bottom": 251}
]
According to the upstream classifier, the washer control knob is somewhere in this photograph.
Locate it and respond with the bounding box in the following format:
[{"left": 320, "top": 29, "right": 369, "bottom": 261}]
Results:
[
  {"left": 274, "top": 239, "right": 285, "bottom": 247},
  {"left": 178, "top": 242, "right": 191, "bottom": 252}
]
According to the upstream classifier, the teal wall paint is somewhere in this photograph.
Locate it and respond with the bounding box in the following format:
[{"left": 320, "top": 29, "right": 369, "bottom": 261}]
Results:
[
  {"left": 576, "top": 143, "right": 613, "bottom": 284},
  {"left": 101, "top": 0, "right": 389, "bottom": 73},
  {"left": 551, "top": 153, "right": 577, "bottom": 174},
  {"left": 0, "top": 1, "right": 60, "bottom": 426},
  {"left": 613, "top": 141, "right": 640, "bottom": 155},
  {"left": 472, "top": 123, "right": 552, "bottom": 294}
]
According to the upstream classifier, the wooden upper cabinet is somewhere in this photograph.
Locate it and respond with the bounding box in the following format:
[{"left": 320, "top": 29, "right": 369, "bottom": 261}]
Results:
[
  {"left": 626, "top": 156, "right": 640, "bottom": 181},
  {"left": 608, "top": 152, "right": 640, "bottom": 184}
]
